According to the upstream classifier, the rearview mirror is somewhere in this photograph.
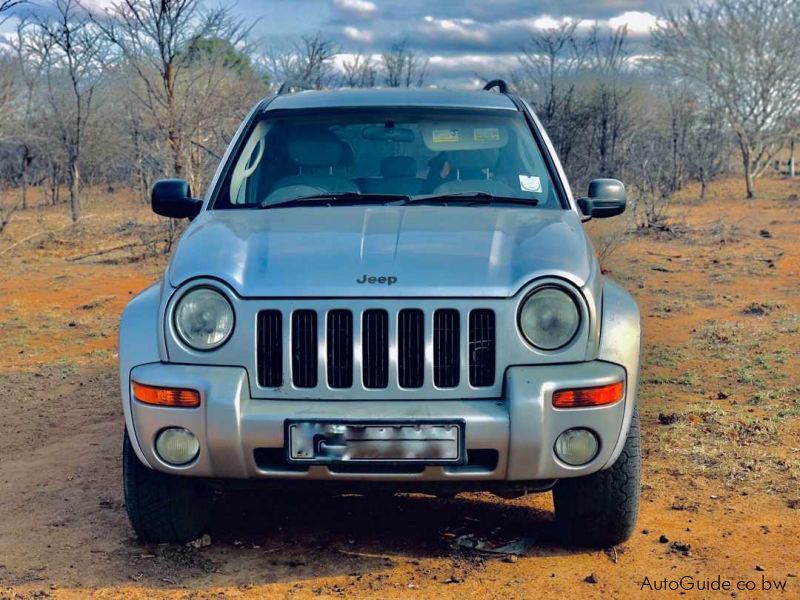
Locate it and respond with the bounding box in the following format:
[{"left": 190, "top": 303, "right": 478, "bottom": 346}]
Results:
[
  {"left": 362, "top": 125, "right": 415, "bottom": 142},
  {"left": 577, "top": 178, "right": 626, "bottom": 219},
  {"left": 152, "top": 179, "right": 203, "bottom": 219}
]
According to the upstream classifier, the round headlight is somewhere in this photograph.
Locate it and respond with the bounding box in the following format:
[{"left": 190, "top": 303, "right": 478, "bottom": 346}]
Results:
[
  {"left": 174, "top": 287, "right": 234, "bottom": 350},
  {"left": 519, "top": 286, "right": 580, "bottom": 350}
]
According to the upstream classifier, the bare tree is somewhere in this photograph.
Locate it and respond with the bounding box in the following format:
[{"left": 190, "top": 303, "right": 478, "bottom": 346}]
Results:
[
  {"left": 517, "top": 21, "right": 583, "bottom": 119},
  {"left": 0, "top": 51, "right": 15, "bottom": 136},
  {"left": 514, "top": 24, "right": 638, "bottom": 193},
  {"left": 23, "top": 0, "right": 108, "bottom": 222},
  {"left": 340, "top": 51, "right": 376, "bottom": 88},
  {"left": 584, "top": 26, "right": 632, "bottom": 179},
  {"left": 515, "top": 21, "right": 589, "bottom": 169},
  {"left": 381, "top": 39, "right": 428, "bottom": 87},
  {"left": 653, "top": 0, "right": 800, "bottom": 198},
  {"left": 5, "top": 21, "right": 49, "bottom": 210},
  {"left": 262, "top": 33, "right": 338, "bottom": 89},
  {"left": 685, "top": 96, "right": 729, "bottom": 200},
  {"left": 94, "top": 0, "right": 249, "bottom": 182}
]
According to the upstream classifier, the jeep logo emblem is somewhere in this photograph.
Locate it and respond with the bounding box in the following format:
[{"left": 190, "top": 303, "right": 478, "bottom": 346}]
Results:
[{"left": 356, "top": 274, "right": 398, "bottom": 286}]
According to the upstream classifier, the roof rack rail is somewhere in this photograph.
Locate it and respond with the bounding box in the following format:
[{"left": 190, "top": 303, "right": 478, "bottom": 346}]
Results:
[
  {"left": 277, "top": 81, "right": 315, "bottom": 95},
  {"left": 483, "top": 79, "right": 509, "bottom": 94}
]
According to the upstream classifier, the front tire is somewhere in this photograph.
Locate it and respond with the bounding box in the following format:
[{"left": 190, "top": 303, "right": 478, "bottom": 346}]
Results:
[
  {"left": 552, "top": 408, "right": 641, "bottom": 547},
  {"left": 123, "top": 430, "right": 211, "bottom": 543}
]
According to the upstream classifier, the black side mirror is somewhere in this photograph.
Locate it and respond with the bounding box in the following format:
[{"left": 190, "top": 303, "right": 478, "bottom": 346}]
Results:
[
  {"left": 577, "top": 178, "right": 626, "bottom": 219},
  {"left": 152, "top": 179, "right": 203, "bottom": 219}
]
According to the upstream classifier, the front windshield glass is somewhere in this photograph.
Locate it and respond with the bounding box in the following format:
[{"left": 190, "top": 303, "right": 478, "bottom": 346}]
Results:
[{"left": 213, "top": 107, "right": 564, "bottom": 209}]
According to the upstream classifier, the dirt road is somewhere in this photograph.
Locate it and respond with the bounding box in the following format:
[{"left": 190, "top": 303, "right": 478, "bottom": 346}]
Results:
[{"left": 1, "top": 181, "right": 798, "bottom": 598}]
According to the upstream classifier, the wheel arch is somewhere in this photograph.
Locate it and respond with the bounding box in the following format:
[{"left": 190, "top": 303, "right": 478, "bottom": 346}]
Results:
[
  {"left": 119, "top": 281, "right": 165, "bottom": 467},
  {"left": 597, "top": 278, "right": 642, "bottom": 468}
]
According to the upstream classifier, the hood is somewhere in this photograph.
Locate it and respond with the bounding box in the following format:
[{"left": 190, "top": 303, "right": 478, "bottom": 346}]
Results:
[{"left": 168, "top": 206, "right": 595, "bottom": 298}]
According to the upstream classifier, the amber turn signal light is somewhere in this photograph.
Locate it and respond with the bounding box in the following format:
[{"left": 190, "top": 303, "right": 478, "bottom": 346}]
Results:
[
  {"left": 132, "top": 381, "right": 200, "bottom": 408},
  {"left": 553, "top": 380, "right": 624, "bottom": 408}
]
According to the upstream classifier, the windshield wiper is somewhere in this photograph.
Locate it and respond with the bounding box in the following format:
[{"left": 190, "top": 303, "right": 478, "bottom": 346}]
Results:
[
  {"left": 261, "top": 192, "right": 411, "bottom": 209},
  {"left": 401, "top": 192, "right": 539, "bottom": 207}
]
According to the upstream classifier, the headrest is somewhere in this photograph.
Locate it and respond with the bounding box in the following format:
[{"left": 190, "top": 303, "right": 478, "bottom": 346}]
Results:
[
  {"left": 380, "top": 156, "right": 416, "bottom": 178},
  {"left": 287, "top": 127, "right": 343, "bottom": 167},
  {"left": 446, "top": 148, "right": 500, "bottom": 171}
]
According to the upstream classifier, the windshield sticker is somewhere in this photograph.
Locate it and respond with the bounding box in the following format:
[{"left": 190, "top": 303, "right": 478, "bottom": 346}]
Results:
[
  {"left": 432, "top": 128, "right": 460, "bottom": 143},
  {"left": 519, "top": 175, "right": 542, "bottom": 193},
  {"left": 474, "top": 127, "right": 500, "bottom": 142}
]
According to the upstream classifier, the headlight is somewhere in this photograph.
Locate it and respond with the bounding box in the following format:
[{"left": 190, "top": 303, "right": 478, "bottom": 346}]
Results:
[
  {"left": 518, "top": 286, "right": 580, "bottom": 350},
  {"left": 174, "top": 287, "right": 235, "bottom": 350}
]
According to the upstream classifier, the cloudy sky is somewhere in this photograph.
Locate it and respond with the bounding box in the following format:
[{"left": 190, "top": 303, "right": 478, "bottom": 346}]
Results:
[
  {"left": 2, "top": 0, "right": 693, "bottom": 86},
  {"left": 241, "top": 0, "right": 691, "bottom": 84}
]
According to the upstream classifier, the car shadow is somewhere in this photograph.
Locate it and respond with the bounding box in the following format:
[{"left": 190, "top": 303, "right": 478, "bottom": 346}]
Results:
[{"left": 187, "top": 488, "right": 584, "bottom": 583}]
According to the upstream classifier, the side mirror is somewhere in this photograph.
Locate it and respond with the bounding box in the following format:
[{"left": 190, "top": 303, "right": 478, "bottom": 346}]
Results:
[
  {"left": 577, "top": 178, "right": 626, "bottom": 219},
  {"left": 152, "top": 179, "right": 203, "bottom": 219}
]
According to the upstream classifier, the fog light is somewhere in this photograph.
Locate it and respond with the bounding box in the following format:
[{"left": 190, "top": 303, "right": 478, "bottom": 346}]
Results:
[
  {"left": 554, "top": 428, "right": 599, "bottom": 466},
  {"left": 155, "top": 428, "right": 199, "bottom": 466}
]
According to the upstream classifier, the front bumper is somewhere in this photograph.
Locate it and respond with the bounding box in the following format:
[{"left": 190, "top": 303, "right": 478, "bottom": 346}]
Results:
[{"left": 127, "top": 360, "right": 629, "bottom": 482}]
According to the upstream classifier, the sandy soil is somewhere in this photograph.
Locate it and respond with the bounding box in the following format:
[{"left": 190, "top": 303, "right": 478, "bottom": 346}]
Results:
[{"left": 0, "top": 181, "right": 798, "bottom": 598}]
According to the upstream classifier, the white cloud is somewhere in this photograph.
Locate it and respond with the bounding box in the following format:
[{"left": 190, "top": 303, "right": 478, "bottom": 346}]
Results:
[
  {"left": 421, "top": 16, "right": 488, "bottom": 44},
  {"left": 531, "top": 16, "right": 565, "bottom": 30},
  {"left": 490, "top": 11, "right": 660, "bottom": 38},
  {"left": 427, "top": 53, "right": 519, "bottom": 75},
  {"left": 78, "top": 0, "right": 117, "bottom": 12},
  {"left": 608, "top": 11, "right": 662, "bottom": 34},
  {"left": 492, "top": 15, "right": 592, "bottom": 36},
  {"left": 332, "top": 0, "right": 377, "bottom": 16},
  {"left": 332, "top": 52, "right": 382, "bottom": 71},
  {"left": 342, "top": 25, "right": 374, "bottom": 44}
]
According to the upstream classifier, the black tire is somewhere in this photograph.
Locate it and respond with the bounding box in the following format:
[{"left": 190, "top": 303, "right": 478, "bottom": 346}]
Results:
[
  {"left": 123, "top": 429, "right": 212, "bottom": 543},
  {"left": 552, "top": 407, "right": 641, "bottom": 547}
]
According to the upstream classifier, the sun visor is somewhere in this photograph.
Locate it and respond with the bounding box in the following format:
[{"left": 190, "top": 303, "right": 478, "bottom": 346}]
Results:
[{"left": 420, "top": 122, "right": 508, "bottom": 151}]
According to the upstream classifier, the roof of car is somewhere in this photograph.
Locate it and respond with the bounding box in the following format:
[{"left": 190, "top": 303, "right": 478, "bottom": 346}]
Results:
[{"left": 262, "top": 87, "right": 519, "bottom": 112}]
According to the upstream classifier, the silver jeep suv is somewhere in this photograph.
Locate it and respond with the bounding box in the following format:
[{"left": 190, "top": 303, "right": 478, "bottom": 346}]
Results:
[{"left": 119, "top": 81, "right": 641, "bottom": 547}]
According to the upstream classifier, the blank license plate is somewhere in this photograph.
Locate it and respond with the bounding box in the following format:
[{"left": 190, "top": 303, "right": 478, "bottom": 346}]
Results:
[{"left": 287, "top": 421, "right": 463, "bottom": 463}]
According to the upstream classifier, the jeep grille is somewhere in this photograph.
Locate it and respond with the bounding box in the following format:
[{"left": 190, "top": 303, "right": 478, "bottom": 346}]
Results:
[{"left": 256, "top": 307, "right": 496, "bottom": 391}]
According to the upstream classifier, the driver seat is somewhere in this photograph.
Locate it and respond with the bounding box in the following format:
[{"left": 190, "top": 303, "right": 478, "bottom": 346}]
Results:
[{"left": 270, "top": 127, "right": 358, "bottom": 196}]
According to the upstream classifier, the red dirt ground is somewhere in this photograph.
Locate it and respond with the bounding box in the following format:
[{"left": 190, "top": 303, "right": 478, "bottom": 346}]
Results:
[{"left": 0, "top": 180, "right": 798, "bottom": 598}]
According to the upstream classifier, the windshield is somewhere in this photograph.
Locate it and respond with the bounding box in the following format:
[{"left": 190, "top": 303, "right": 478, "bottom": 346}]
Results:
[{"left": 213, "top": 107, "right": 564, "bottom": 209}]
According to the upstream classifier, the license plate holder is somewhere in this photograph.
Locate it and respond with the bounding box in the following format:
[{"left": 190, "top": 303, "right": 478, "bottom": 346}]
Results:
[{"left": 286, "top": 419, "right": 465, "bottom": 464}]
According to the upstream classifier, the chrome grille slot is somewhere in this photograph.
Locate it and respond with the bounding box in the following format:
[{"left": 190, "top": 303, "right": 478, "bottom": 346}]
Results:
[
  {"left": 398, "top": 309, "right": 425, "bottom": 388},
  {"left": 327, "top": 309, "right": 353, "bottom": 389},
  {"left": 256, "top": 310, "right": 283, "bottom": 387},
  {"left": 433, "top": 309, "right": 460, "bottom": 388},
  {"left": 362, "top": 309, "right": 389, "bottom": 389},
  {"left": 291, "top": 310, "right": 318, "bottom": 388},
  {"left": 469, "top": 309, "right": 496, "bottom": 387}
]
